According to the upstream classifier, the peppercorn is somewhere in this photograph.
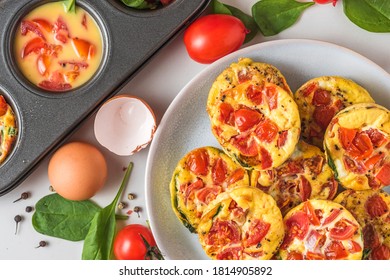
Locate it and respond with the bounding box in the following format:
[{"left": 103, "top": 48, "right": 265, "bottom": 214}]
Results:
[
  {"left": 134, "top": 206, "right": 141, "bottom": 218},
  {"left": 127, "top": 193, "right": 136, "bottom": 200},
  {"left": 25, "top": 206, "right": 34, "bottom": 213},
  {"left": 14, "top": 215, "right": 22, "bottom": 234},
  {"left": 13, "top": 192, "right": 29, "bottom": 203},
  {"left": 36, "top": 241, "right": 48, "bottom": 248}
]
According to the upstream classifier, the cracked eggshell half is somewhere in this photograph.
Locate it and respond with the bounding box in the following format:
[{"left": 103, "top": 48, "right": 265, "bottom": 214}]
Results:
[{"left": 94, "top": 95, "right": 157, "bottom": 156}]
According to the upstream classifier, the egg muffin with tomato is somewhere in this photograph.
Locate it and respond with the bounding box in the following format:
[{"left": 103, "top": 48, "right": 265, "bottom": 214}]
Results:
[
  {"left": 334, "top": 189, "right": 390, "bottom": 260},
  {"left": 207, "top": 62, "right": 300, "bottom": 170},
  {"left": 324, "top": 103, "right": 390, "bottom": 190},
  {"left": 0, "top": 95, "right": 17, "bottom": 164},
  {"left": 251, "top": 140, "right": 338, "bottom": 215},
  {"left": 170, "top": 146, "right": 249, "bottom": 233},
  {"left": 197, "top": 186, "right": 284, "bottom": 260},
  {"left": 278, "top": 199, "right": 363, "bottom": 260},
  {"left": 295, "top": 76, "right": 374, "bottom": 149}
]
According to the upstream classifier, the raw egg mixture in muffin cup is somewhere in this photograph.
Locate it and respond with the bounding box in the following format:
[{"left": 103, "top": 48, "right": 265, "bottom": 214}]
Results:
[{"left": 13, "top": 1, "right": 103, "bottom": 92}]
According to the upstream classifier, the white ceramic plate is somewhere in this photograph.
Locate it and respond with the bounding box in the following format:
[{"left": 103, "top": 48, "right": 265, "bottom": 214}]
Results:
[{"left": 145, "top": 39, "right": 390, "bottom": 260}]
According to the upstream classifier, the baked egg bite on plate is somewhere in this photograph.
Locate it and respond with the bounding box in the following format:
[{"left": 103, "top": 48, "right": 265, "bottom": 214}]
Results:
[
  {"left": 295, "top": 76, "right": 374, "bottom": 148},
  {"left": 334, "top": 189, "right": 390, "bottom": 260},
  {"left": 207, "top": 60, "right": 300, "bottom": 171},
  {"left": 0, "top": 95, "right": 17, "bottom": 164},
  {"left": 324, "top": 103, "right": 390, "bottom": 190},
  {"left": 278, "top": 199, "right": 363, "bottom": 260},
  {"left": 197, "top": 186, "right": 284, "bottom": 260},
  {"left": 251, "top": 140, "right": 338, "bottom": 215},
  {"left": 170, "top": 146, "right": 249, "bottom": 232}
]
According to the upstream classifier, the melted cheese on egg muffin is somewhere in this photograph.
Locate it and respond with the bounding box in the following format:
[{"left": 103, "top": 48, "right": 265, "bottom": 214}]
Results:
[
  {"left": 198, "top": 186, "right": 284, "bottom": 260},
  {"left": 335, "top": 189, "right": 390, "bottom": 260},
  {"left": 207, "top": 78, "right": 300, "bottom": 171},
  {"left": 251, "top": 140, "right": 338, "bottom": 215},
  {"left": 295, "top": 76, "right": 374, "bottom": 149},
  {"left": 324, "top": 103, "right": 390, "bottom": 190},
  {"left": 278, "top": 199, "right": 363, "bottom": 260},
  {"left": 170, "top": 146, "right": 249, "bottom": 232}
]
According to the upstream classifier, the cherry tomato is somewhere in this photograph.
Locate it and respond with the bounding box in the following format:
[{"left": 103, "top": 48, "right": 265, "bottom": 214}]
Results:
[
  {"left": 314, "top": 0, "right": 338, "bottom": 5},
  {"left": 183, "top": 14, "right": 247, "bottom": 64},
  {"left": 186, "top": 148, "right": 209, "bottom": 176},
  {"left": 234, "top": 108, "right": 262, "bottom": 132},
  {"left": 113, "top": 224, "right": 157, "bottom": 260}
]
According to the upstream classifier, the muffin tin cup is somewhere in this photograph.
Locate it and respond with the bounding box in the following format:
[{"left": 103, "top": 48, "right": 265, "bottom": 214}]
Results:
[{"left": 0, "top": 0, "right": 210, "bottom": 196}]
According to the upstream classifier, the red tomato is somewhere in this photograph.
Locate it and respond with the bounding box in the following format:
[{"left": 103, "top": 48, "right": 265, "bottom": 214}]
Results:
[
  {"left": 365, "top": 194, "right": 389, "bottom": 218},
  {"left": 312, "top": 89, "right": 331, "bottom": 106},
  {"left": 113, "top": 224, "right": 157, "bottom": 260},
  {"left": 324, "top": 240, "right": 348, "bottom": 260},
  {"left": 244, "top": 219, "right": 270, "bottom": 246},
  {"left": 183, "top": 14, "right": 247, "bottom": 64},
  {"left": 371, "top": 244, "right": 390, "bottom": 260},
  {"left": 212, "top": 158, "right": 227, "bottom": 185},
  {"left": 314, "top": 0, "right": 338, "bottom": 5},
  {"left": 329, "top": 219, "right": 357, "bottom": 240},
  {"left": 22, "top": 37, "right": 46, "bottom": 58},
  {"left": 234, "top": 108, "right": 262, "bottom": 132},
  {"left": 303, "top": 201, "right": 320, "bottom": 226},
  {"left": 255, "top": 118, "right": 278, "bottom": 143},
  {"left": 376, "top": 163, "right": 390, "bottom": 186},
  {"left": 0, "top": 96, "right": 8, "bottom": 116},
  {"left": 186, "top": 149, "right": 209, "bottom": 176},
  {"left": 206, "top": 220, "right": 240, "bottom": 246},
  {"left": 287, "top": 251, "right": 304, "bottom": 260}
]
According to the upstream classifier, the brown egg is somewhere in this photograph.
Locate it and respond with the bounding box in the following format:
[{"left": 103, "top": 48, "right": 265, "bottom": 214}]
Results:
[{"left": 48, "top": 141, "right": 108, "bottom": 201}]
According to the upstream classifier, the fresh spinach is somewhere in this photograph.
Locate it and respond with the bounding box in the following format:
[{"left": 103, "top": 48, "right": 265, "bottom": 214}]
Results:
[
  {"left": 343, "top": 0, "right": 390, "bottom": 32},
  {"left": 63, "top": 0, "right": 76, "bottom": 13},
  {"left": 251, "top": 0, "right": 314, "bottom": 36},
  {"left": 82, "top": 162, "right": 133, "bottom": 260},
  {"left": 212, "top": 0, "right": 258, "bottom": 43},
  {"left": 121, "top": 0, "right": 158, "bottom": 9},
  {"left": 32, "top": 194, "right": 101, "bottom": 241}
]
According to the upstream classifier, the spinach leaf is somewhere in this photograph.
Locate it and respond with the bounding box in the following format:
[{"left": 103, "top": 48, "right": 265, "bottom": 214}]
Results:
[
  {"left": 82, "top": 162, "right": 133, "bottom": 260},
  {"left": 32, "top": 194, "right": 101, "bottom": 241},
  {"left": 343, "top": 0, "right": 390, "bottom": 32},
  {"left": 252, "top": 0, "right": 314, "bottom": 36},
  {"left": 121, "top": 0, "right": 157, "bottom": 9},
  {"left": 63, "top": 0, "right": 76, "bottom": 13},
  {"left": 212, "top": 0, "right": 258, "bottom": 43}
]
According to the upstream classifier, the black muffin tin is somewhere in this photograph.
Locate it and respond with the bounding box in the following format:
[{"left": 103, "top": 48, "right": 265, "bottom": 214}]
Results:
[{"left": 0, "top": 0, "right": 210, "bottom": 196}]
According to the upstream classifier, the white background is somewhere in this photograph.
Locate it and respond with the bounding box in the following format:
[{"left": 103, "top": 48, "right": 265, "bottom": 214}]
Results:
[{"left": 1, "top": 0, "right": 390, "bottom": 261}]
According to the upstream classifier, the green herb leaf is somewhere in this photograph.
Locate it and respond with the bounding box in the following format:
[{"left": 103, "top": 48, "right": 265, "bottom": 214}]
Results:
[
  {"left": 252, "top": 0, "right": 314, "bottom": 36},
  {"left": 121, "top": 0, "right": 157, "bottom": 9},
  {"left": 32, "top": 194, "right": 101, "bottom": 241},
  {"left": 82, "top": 162, "right": 133, "bottom": 260},
  {"left": 343, "top": 0, "right": 390, "bottom": 32},
  {"left": 212, "top": 0, "right": 258, "bottom": 43},
  {"left": 63, "top": 0, "right": 76, "bottom": 13}
]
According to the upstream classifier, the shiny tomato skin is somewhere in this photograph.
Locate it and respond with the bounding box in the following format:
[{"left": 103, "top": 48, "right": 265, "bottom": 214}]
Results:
[
  {"left": 113, "top": 224, "right": 156, "bottom": 260},
  {"left": 184, "top": 14, "right": 247, "bottom": 64},
  {"left": 314, "top": 0, "right": 338, "bottom": 5}
]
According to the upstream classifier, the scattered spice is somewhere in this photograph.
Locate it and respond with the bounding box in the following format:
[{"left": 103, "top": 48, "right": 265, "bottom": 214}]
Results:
[
  {"left": 49, "top": 186, "right": 56, "bottom": 192},
  {"left": 13, "top": 192, "right": 29, "bottom": 203},
  {"left": 14, "top": 215, "right": 22, "bottom": 234},
  {"left": 133, "top": 206, "right": 141, "bottom": 218},
  {"left": 127, "top": 193, "right": 136, "bottom": 200},
  {"left": 117, "top": 202, "right": 127, "bottom": 210},
  {"left": 25, "top": 206, "right": 34, "bottom": 213},
  {"left": 36, "top": 241, "right": 48, "bottom": 248}
]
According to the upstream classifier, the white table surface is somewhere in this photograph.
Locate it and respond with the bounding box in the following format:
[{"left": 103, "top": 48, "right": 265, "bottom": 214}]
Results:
[{"left": 1, "top": 0, "right": 390, "bottom": 260}]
